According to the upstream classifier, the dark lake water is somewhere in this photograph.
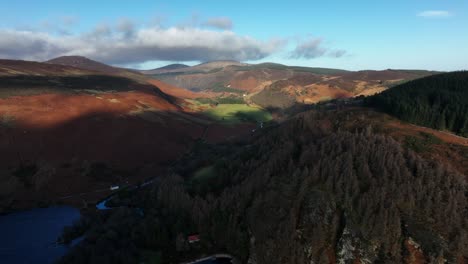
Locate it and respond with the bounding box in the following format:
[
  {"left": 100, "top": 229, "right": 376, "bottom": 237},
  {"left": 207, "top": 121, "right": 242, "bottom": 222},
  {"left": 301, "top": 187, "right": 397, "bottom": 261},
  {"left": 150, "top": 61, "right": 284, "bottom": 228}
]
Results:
[{"left": 0, "top": 206, "right": 81, "bottom": 264}]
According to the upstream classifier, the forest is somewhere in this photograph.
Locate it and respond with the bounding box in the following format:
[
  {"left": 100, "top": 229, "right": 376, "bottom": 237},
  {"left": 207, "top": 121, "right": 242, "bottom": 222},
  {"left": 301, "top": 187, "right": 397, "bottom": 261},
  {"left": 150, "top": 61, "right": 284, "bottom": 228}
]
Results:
[
  {"left": 365, "top": 71, "right": 468, "bottom": 136},
  {"left": 58, "top": 109, "right": 467, "bottom": 264}
]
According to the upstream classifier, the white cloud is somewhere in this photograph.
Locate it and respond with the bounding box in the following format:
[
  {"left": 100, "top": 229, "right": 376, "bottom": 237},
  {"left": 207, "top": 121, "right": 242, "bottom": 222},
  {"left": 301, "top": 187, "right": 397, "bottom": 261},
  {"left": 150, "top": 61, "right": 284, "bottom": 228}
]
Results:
[
  {"left": 289, "top": 38, "right": 346, "bottom": 59},
  {"left": 328, "top": 49, "right": 347, "bottom": 58},
  {"left": 289, "top": 38, "right": 326, "bottom": 59},
  {"left": 0, "top": 25, "right": 285, "bottom": 65},
  {"left": 0, "top": 18, "right": 347, "bottom": 65},
  {"left": 417, "top": 10, "right": 453, "bottom": 18}
]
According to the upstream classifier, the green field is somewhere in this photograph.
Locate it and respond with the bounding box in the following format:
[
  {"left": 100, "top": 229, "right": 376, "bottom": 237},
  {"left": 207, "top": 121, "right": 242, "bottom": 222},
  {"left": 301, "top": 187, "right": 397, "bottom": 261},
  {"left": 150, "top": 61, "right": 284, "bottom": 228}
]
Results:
[
  {"left": 203, "top": 104, "right": 272, "bottom": 124},
  {"left": 193, "top": 165, "right": 216, "bottom": 181}
]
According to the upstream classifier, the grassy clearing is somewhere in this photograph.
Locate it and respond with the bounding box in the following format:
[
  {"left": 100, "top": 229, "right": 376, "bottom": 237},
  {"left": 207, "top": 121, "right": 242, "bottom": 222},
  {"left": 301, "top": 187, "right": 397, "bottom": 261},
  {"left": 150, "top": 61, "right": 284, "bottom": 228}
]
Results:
[
  {"left": 193, "top": 165, "right": 216, "bottom": 182},
  {"left": 192, "top": 97, "right": 245, "bottom": 105},
  {"left": 203, "top": 104, "right": 272, "bottom": 124},
  {"left": 185, "top": 165, "right": 217, "bottom": 195},
  {"left": 405, "top": 132, "right": 443, "bottom": 153},
  {"left": 209, "top": 83, "right": 244, "bottom": 94}
]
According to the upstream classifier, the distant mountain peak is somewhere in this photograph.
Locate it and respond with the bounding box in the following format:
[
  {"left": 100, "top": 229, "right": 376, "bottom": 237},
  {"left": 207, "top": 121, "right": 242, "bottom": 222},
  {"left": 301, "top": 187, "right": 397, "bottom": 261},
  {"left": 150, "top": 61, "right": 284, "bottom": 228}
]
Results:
[
  {"left": 46, "top": 56, "right": 118, "bottom": 73},
  {"left": 154, "top": 64, "right": 190, "bottom": 71},
  {"left": 199, "top": 60, "right": 242, "bottom": 64},
  {"left": 47, "top": 55, "right": 105, "bottom": 65}
]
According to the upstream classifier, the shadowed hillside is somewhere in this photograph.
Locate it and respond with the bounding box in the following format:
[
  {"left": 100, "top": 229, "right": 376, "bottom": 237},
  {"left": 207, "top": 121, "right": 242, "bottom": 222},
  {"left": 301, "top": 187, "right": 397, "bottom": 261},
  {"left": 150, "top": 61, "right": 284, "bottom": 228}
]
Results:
[
  {"left": 46, "top": 56, "right": 153, "bottom": 83},
  {"left": 45, "top": 57, "right": 210, "bottom": 99},
  {"left": 0, "top": 59, "right": 256, "bottom": 212},
  {"left": 58, "top": 109, "right": 467, "bottom": 264}
]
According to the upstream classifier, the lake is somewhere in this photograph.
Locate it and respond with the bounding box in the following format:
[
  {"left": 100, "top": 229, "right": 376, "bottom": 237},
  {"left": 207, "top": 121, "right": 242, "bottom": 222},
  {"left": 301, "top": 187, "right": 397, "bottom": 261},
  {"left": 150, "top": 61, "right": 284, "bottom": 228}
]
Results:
[{"left": 0, "top": 206, "right": 81, "bottom": 264}]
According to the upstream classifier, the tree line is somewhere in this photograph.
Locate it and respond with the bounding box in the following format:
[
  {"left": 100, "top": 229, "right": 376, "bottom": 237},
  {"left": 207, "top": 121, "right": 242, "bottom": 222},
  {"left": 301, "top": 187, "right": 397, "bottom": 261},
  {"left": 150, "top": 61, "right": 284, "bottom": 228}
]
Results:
[
  {"left": 59, "top": 110, "right": 467, "bottom": 264},
  {"left": 365, "top": 71, "right": 468, "bottom": 137}
]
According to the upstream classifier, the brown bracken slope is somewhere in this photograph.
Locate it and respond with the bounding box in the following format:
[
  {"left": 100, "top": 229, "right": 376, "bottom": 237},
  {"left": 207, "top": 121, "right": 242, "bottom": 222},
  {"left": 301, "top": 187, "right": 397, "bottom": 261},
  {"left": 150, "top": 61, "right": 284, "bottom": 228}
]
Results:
[
  {"left": 147, "top": 62, "right": 437, "bottom": 108},
  {"left": 0, "top": 59, "right": 250, "bottom": 212}
]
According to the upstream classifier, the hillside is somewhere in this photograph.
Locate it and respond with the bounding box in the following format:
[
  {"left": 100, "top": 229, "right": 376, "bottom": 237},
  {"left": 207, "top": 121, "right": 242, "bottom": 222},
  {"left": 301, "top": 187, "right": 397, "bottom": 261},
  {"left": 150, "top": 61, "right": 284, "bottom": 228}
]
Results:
[
  {"left": 366, "top": 71, "right": 468, "bottom": 137},
  {"left": 145, "top": 64, "right": 190, "bottom": 74},
  {"left": 59, "top": 109, "right": 467, "bottom": 264},
  {"left": 157, "top": 63, "right": 189, "bottom": 70},
  {"left": 46, "top": 56, "right": 149, "bottom": 83},
  {"left": 46, "top": 56, "right": 208, "bottom": 99},
  {"left": 250, "top": 69, "right": 435, "bottom": 109},
  {"left": 46, "top": 56, "right": 125, "bottom": 74},
  {"left": 146, "top": 62, "right": 436, "bottom": 109},
  {"left": 140, "top": 60, "right": 247, "bottom": 75},
  {"left": 0, "top": 59, "right": 96, "bottom": 76},
  {"left": 0, "top": 59, "right": 170, "bottom": 99},
  {"left": 0, "top": 59, "right": 252, "bottom": 212}
]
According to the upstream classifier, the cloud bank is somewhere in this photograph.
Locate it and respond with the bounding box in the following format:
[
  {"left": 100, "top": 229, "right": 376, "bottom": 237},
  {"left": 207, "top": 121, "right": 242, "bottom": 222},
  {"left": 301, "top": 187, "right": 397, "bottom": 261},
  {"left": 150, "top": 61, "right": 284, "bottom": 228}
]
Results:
[
  {"left": 0, "top": 18, "right": 346, "bottom": 65},
  {"left": 0, "top": 27, "right": 283, "bottom": 65}
]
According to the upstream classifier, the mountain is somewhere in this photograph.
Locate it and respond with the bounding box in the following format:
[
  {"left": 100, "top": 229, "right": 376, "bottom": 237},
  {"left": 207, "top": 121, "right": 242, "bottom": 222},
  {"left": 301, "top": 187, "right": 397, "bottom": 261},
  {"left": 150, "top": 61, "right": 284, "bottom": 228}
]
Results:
[
  {"left": 0, "top": 59, "right": 151, "bottom": 98},
  {"left": 46, "top": 56, "right": 148, "bottom": 82},
  {"left": 58, "top": 108, "right": 468, "bottom": 264},
  {"left": 142, "top": 64, "right": 190, "bottom": 74},
  {"left": 145, "top": 61, "right": 436, "bottom": 108},
  {"left": 157, "top": 63, "right": 189, "bottom": 70},
  {"left": 0, "top": 59, "right": 247, "bottom": 212},
  {"left": 0, "top": 59, "right": 96, "bottom": 76},
  {"left": 366, "top": 71, "right": 468, "bottom": 136},
  {"left": 140, "top": 60, "right": 247, "bottom": 75},
  {"left": 46, "top": 56, "right": 126, "bottom": 74},
  {"left": 46, "top": 56, "right": 208, "bottom": 99},
  {"left": 3, "top": 58, "right": 465, "bottom": 263},
  {"left": 251, "top": 69, "right": 439, "bottom": 109}
]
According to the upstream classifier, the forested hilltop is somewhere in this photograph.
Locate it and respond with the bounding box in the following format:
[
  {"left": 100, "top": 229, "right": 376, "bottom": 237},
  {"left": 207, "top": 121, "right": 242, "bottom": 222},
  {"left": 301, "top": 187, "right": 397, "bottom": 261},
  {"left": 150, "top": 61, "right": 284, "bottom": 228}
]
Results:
[
  {"left": 366, "top": 71, "right": 468, "bottom": 136},
  {"left": 59, "top": 110, "right": 467, "bottom": 264}
]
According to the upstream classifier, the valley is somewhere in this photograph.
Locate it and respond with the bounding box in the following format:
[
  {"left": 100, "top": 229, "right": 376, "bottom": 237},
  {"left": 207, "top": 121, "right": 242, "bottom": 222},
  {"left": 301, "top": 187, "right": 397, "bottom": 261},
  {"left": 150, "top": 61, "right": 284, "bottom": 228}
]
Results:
[
  {"left": 0, "top": 58, "right": 261, "bottom": 213},
  {"left": 0, "top": 56, "right": 466, "bottom": 264},
  {"left": 146, "top": 61, "right": 436, "bottom": 110},
  {"left": 1, "top": 2, "right": 468, "bottom": 263}
]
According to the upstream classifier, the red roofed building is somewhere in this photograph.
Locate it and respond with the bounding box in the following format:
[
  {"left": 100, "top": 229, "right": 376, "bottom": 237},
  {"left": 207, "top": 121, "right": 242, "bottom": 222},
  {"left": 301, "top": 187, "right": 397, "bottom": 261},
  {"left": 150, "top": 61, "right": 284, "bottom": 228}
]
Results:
[{"left": 187, "top": 234, "right": 200, "bottom": 244}]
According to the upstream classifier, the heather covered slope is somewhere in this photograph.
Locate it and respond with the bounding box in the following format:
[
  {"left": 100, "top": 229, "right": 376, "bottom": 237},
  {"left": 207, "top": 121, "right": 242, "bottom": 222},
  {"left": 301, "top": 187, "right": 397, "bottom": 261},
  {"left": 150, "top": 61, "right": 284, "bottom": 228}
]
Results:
[
  {"left": 46, "top": 56, "right": 126, "bottom": 74},
  {"left": 366, "top": 71, "right": 468, "bottom": 136},
  {"left": 59, "top": 109, "right": 467, "bottom": 264},
  {"left": 0, "top": 59, "right": 178, "bottom": 101},
  {"left": 144, "top": 63, "right": 190, "bottom": 74},
  {"left": 148, "top": 61, "right": 436, "bottom": 108},
  {"left": 46, "top": 56, "right": 153, "bottom": 83},
  {"left": 0, "top": 59, "right": 96, "bottom": 76},
  {"left": 0, "top": 59, "right": 253, "bottom": 212},
  {"left": 46, "top": 56, "right": 207, "bottom": 99},
  {"left": 140, "top": 60, "right": 246, "bottom": 75},
  {"left": 251, "top": 69, "right": 437, "bottom": 109}
]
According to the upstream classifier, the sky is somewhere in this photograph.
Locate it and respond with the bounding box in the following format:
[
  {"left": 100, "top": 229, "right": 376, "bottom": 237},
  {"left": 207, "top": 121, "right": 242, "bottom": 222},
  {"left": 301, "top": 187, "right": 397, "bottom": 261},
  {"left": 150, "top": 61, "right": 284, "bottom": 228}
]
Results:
[{"left": 0, "top": 0, "right": 466, "bottom": 71}]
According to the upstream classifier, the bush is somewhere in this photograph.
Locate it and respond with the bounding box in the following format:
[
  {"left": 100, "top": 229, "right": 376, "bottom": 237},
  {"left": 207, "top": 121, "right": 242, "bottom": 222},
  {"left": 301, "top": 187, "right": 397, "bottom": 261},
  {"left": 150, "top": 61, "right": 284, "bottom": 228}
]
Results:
[
  {"left": 404, "top": 132, "right": 442, "bottom": 153},
  {"left": 12, "top": 163, "right": 38, "bottom": 186}
]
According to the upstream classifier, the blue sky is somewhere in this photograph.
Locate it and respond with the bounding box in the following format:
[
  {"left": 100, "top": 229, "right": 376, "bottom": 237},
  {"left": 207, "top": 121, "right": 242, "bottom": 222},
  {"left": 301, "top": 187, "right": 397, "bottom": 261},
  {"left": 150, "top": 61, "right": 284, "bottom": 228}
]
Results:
[{"left": 0, "top": 0, "right": 466, "bottom": 71}]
